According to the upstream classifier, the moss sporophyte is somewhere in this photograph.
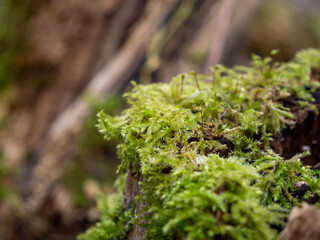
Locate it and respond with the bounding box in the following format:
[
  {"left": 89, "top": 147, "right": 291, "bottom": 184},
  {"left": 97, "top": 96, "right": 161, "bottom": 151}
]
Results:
[{"left": 78, "top": 49, "right": 320, "bottom": 240}]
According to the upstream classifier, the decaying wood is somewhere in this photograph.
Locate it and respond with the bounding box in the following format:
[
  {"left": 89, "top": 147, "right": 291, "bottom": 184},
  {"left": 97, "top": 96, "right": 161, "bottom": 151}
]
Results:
[
  {"left": 279, "top": 203, "right": 320, "bottom": 240},
  {"left": 272, "top": 105, "right": 320, "bottom": 167},
  {"left": 124, "top": 170, "right": 145, "bottom": 240},
  {"left": 22, "top": 0, "right": 180, "bottom": 213}
]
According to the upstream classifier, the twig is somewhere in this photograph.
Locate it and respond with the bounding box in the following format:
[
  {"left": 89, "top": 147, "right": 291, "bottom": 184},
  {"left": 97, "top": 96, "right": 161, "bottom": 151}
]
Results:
[
  {"left": 205, "top": 0, "right": 237, "bottom": 71},
  {"left": 205, "top": 0, "right": 264, "bottom": 73}
]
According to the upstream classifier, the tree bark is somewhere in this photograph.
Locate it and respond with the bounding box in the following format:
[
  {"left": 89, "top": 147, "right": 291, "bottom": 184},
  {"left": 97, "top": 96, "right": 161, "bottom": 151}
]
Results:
[
  {"left": 279, "top": 203, "right": 320, "bottom": 240},
  {"left": 124, "top": 170, "right": 145, "bottom": 240}
]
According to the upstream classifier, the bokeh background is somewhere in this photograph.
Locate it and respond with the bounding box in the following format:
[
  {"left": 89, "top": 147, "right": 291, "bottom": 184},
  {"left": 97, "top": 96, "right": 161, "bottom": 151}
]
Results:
[{"left": 0, "top": 0, "right": 319, "bottom": 239}]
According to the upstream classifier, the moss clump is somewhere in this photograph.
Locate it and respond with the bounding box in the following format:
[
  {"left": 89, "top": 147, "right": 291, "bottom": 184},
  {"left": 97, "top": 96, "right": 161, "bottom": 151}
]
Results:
[{"left": 79, "top": 49, "right": 320, "bottom": 240}]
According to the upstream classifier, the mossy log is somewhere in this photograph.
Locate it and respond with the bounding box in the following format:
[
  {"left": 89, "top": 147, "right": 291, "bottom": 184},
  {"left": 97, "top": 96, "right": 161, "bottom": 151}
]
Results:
[{"left": 79, "top": 49, "right": 320, "bottom": 240}]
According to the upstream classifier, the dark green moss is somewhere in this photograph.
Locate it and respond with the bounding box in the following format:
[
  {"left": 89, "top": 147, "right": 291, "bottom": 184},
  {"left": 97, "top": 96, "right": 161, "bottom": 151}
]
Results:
[{"left": 79, "top": 49, "right": 320, "bottom": 240}]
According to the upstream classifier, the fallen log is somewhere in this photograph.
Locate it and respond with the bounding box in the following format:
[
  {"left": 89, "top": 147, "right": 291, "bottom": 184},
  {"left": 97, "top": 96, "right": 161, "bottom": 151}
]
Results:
[{"left": 79, "top": 49, "right": 320, "bottom": 239}]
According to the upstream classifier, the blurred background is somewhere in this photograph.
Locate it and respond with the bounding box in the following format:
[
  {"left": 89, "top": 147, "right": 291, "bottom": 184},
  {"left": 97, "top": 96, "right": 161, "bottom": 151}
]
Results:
[{"left": 0, "top": 0, "right": 319, "bottom": 239}]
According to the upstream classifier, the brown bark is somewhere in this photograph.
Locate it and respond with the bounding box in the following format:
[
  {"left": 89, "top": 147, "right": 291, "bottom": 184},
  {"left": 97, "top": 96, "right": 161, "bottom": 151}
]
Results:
[
  {"left": 279, "top": 203, "right": 320, "bottom": 240},
  {"left": 124, "top": 170, "right": 145, "bottom": 240},
  {"left": 272, "top": 105, "right": 320, "bottom": 168}
]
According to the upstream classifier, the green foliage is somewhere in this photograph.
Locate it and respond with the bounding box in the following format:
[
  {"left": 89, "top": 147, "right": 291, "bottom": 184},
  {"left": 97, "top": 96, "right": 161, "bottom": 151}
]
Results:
[
  {"left": 80, "top": 49, "right": 320, "bottom": 240},
  {"left": 295, "top": 48, "right": 320, "bottom": 67},
  {"left": 143, "top": 156, "right": 282, "bottom": 240},
  {"left": 254, "top": 152, "right": 320, "bottom": 207}
]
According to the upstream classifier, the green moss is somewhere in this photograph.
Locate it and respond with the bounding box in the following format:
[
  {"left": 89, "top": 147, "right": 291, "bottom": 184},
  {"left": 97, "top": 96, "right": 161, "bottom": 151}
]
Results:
[{"left": 79, "top": 49, "right": 320, "bottom": 240}]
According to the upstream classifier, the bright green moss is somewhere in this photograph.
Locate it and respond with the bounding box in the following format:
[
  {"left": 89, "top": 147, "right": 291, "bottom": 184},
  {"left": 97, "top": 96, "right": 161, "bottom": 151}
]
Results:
[
  {"left": 141, "top": 155, "right": 282, "bottom": 240},
  {"left": 79, "top": 49, "right": 320, "bottom": 240}
]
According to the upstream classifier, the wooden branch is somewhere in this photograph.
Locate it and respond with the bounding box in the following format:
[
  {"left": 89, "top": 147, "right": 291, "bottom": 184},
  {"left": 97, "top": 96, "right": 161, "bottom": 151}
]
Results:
[
  {"left": 205, "top": 0, "right": 237, "bottom": 69},
  {"left": 205, "top": 0, "right": 264, "bottom": 71}
]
